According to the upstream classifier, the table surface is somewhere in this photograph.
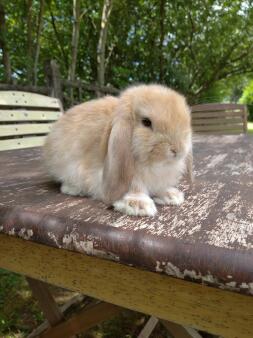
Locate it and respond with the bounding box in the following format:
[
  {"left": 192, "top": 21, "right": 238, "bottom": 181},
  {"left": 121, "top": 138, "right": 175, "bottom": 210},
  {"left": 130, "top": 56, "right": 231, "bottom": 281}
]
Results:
[{"left": 0, "top": 135, "right": 253, "bottom": 296}]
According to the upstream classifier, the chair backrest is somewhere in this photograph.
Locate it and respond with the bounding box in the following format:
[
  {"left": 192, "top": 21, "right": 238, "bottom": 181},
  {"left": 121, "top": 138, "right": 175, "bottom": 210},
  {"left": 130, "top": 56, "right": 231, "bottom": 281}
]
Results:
[
  {"left": 191, "top": 103, "right": 248, "bottom": 134},
  {"left": 0, "top": 91, "right": 63, "bottom": 151}
]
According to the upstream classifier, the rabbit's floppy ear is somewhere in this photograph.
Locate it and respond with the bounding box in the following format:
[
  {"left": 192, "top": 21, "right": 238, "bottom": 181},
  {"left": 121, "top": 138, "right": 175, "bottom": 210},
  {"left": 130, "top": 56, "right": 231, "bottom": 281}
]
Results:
[{"left": 102, "top": 107, "right": 135, "bottom": 204}]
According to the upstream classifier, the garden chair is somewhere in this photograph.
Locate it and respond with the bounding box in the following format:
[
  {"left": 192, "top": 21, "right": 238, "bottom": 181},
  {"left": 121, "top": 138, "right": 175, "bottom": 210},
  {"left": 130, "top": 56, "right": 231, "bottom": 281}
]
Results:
[
  {"left": 0, "top": 91, "right": 63, "bottom": 151},
  {"left": 191, "top": 103, "right": 248, "bottom": 134}
]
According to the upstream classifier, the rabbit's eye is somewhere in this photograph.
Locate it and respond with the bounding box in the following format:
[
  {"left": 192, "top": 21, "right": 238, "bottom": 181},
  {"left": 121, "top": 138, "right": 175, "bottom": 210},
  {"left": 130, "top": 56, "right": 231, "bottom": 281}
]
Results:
[{"left": 142, "top": 117, "right": 152, "bottom": 128}]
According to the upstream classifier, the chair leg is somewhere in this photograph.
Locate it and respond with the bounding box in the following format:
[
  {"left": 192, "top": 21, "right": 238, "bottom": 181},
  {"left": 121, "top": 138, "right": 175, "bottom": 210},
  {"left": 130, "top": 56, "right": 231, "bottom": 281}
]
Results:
[
  {"left": 137, "top": 316, "right": 159, "bottom": 338},
  {"left": 40, "top": 301, "right": 123, "bottom": 338},
  {"left": 26, "top": 277, "right": 64, "bottom": 326},
  {"left": 26, "top": 277, "right": 205, "bottom": 338},
  {"left": 27, "top": 294, "right": 87, "bottom": 338},
  {"left": 161, "top": 319, "right": 203, "bottom": 338}
]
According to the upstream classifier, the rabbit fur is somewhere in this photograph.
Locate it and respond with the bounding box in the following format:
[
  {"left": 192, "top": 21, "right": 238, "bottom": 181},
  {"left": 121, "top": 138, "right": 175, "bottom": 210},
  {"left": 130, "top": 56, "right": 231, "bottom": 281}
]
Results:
[{"left": 44, "top": 84, "right": 192, "bottom": 216}]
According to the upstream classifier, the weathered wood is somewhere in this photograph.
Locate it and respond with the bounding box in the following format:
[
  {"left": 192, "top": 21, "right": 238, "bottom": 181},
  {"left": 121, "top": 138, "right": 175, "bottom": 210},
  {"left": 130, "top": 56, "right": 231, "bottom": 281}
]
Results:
[
  {"left": 191, "top": 111, "right": 244, "bottom": 119},
  {"left": 0, "top": 90, "right": 62, "bottom": 150},
  {"left": 161, "top": 320, "right": 203, "bottom": 338},
  {"left": 0, "top": 110, "right": 61, "bottom": 122},
  {"left": 243, "top": 106, "right": 248, "bottom": 133},
  {"left": 137, "top": 316, "right": 159, "bottom": 338},
  {"left": 192, "top": 117, "right": 243, "bottom": 125},
  {"left": 27, "top": 294, "right": 86, "bottom": 338},
  {"left": 1, "top": 234, "right": 253, "bottom": 338},
  {"left": 61, "top": 79, "right": 119, "bottom": 94},
  {"left": 50, "top": 60, "right": 63, "bottom": 102},
  {"left": 0, "top": 136, "right": 46, "bottom": 150},
  {"left": 193, "top": 124, "right": 243, "bottom": 132},
  {"left": 26, "top": 277, "right": 64, "bottom": 326},
  {"left": 0, "top": 91, "right": 60, "bottom": 108},
  {"left": 191, "top": 103, "right": 245, "bottom": 111},
  {"left": 41, "top": 301, "right": 122, "bottom": 338},
  {"left": 193, "top": 129, "right": 242, "bottom": 135},
  {"left": 0, "top": 123, "right": 52, "bottom": 137},
  {"left": 0, "top": 84, "right": 49, "bottom": 95},
  {"left": 191, "top": 103, "right": 247, "bottom": 134}
]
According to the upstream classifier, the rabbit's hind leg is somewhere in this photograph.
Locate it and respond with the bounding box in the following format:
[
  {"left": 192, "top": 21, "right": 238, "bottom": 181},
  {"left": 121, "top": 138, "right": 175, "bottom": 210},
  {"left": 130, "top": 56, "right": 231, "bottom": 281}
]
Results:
[{"left": 61, "top": 182, "right": 87, "bottom": 197}]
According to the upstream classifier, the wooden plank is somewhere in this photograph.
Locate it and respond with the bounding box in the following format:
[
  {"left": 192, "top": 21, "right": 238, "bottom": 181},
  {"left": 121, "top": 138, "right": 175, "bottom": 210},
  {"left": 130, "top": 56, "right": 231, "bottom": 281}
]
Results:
[
  {"left": 243, "top": 106, "right": 248, "bottom": 133},
  {"left": 50, "top": 60, "right": 63, "bottom": 102},
  {"left": 0, "top": 84, "right": 49, "bottom": 95},
  {"left": 191, "top": 111, "right": 244, "bottom": 119},
  {"left": 41, "top": 302, "right": 122, "bottom": 338},
  {"left": 0, "top": 110, "right": 61, "bottom": 121},
  {"left": 0, "top": 123, "right": 53, "bottom": 137},
  {"left": 26, "top": 277, "right": 64, "bottom": 326},
  {"left": 0, "top": 136, "right": 46, "bottom": 151},
  {"left": 191, "top": 103, "right": 245, "bottom": 111},
  {"left": 193, "top": 124, "right": 243, "bottom": 132},
  {"left": 137, "top": 316, "right": 159, "bottom": 338},
  {"left": 193, "top": 130, "right": 242, "bottom": 135},
  {"left": 192, "top": 117, "right": 243, "bottom": 126},
  {"left": 27, "top": 294, "right": 87, "bottom": 338},
  {"left": 0, "top": 234, "right": 253, "bottom": 338},
  {"left": 161, "top": 320, "right": 203, "bottom": 338},
  {"left": 0, "top": 91, "right": 61, "bottom": 108}
]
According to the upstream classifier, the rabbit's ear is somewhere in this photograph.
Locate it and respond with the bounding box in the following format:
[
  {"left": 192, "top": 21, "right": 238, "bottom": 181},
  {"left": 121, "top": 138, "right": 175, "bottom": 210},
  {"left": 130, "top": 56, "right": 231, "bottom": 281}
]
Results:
[
  {"left": 186, "top": 149, "right": 194, "bottom": 185},
  {"left": 102, "top": 112, "right": 134, "bottom": 204}
]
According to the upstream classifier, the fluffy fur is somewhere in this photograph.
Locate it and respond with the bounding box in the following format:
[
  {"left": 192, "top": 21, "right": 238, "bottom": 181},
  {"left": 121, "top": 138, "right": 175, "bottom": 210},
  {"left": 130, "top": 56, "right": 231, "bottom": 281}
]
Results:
[{"left": 44, "top": 84, "right": 192, "bottom": 216}]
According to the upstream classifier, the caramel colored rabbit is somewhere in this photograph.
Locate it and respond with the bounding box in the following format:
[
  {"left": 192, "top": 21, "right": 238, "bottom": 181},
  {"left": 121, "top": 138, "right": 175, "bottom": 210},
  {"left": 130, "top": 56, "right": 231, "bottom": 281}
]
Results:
[{"left": 44, "top": 84, "right": 192, "bottom": 216}]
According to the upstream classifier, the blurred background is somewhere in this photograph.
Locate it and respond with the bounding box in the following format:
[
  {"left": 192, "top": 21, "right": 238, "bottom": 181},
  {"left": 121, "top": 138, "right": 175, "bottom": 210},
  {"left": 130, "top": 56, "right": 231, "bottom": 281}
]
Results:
[
  {"left": 0, "top": 1, "right": 253, "bottom": 337},
  {"left": 0, "top": 0, "right": 253, "bottom": 117}
]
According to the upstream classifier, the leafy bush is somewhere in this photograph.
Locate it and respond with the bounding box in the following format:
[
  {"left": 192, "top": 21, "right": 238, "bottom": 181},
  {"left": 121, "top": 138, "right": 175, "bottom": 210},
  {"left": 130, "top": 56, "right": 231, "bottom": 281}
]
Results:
[{"left": 240, "top": 80, "right": 253, "bottom": 121}]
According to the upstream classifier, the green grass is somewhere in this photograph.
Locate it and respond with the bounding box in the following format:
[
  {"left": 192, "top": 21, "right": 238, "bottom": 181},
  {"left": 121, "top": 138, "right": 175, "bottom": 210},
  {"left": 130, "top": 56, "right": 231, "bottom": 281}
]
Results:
[
  {"left": 0, "top": 269, "right": 43, "bottom": 337},
  {"left": 0, "top": 269, "right": 168, "bottom": 338},
  {"left": 248, "top": 122, "right": 253, "bottom": 134}
]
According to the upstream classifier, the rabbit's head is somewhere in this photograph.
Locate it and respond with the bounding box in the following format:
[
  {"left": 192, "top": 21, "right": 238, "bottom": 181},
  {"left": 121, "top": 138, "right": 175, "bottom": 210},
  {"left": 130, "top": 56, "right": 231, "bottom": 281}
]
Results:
[{"left": 103, "top": 84, "right": 192, "bottom": 203}]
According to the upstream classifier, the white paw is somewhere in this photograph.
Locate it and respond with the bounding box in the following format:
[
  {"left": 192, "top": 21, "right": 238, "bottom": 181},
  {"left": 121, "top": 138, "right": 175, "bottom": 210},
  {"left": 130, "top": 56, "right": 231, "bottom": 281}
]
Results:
[
  {"left": 154, "top": 187, "right": 184, "bottom": 206},
  {"left": 113, "top": 193, "right": 157, "bottom": 217},
  {"left": 61, "top": 183, "right": 82, "bottom": 196}
]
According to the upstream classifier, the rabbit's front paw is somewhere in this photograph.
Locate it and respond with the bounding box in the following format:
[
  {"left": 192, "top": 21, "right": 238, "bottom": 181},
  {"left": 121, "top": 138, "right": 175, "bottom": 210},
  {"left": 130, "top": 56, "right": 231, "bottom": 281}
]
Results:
[
  {"left": 154, "top": 187, "right": 184, "bottom": 206},
  {"left": 113, "top": 193, "right": 157, "bottom": 216}
]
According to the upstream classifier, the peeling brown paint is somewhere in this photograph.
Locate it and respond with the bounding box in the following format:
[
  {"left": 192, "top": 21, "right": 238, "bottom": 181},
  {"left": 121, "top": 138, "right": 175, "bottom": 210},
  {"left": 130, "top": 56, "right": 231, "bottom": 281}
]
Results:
[{"left": 0, "top": 135, "right": 253, "bottom": 296}]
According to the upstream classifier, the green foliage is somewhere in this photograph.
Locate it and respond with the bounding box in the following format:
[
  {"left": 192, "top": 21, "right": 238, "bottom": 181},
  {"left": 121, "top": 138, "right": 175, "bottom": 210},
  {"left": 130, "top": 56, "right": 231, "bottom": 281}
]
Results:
[
  {"left": 1, "top": 0, "right": 253, "bottom": 101},
  {"left": 248, "top": 122, "right": 253, "bottom": 134},
  {"left": 240, "top": 80, "right": 253, "bottom": 121},
  {"left": 0, "top": 269, "right": 43, "bottom": 337}
]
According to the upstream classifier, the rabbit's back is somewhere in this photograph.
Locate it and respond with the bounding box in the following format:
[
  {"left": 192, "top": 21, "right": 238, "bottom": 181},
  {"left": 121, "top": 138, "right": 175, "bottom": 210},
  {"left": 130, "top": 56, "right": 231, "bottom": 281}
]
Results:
[{"left": 43, "top": 96, "right": 118, "bottom": 194}]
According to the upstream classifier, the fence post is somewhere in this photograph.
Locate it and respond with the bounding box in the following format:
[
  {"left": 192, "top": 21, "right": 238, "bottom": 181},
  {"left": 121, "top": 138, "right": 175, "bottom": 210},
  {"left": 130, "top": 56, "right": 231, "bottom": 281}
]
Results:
[{"left": 48, "top": 60, "right": 63, "bottom": 102}]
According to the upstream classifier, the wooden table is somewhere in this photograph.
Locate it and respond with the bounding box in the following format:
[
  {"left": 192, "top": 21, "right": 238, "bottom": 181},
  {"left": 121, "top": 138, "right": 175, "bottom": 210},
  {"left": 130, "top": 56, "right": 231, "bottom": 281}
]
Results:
[{"left": 0, "top": 135, "right": 253, "bottom": 338}]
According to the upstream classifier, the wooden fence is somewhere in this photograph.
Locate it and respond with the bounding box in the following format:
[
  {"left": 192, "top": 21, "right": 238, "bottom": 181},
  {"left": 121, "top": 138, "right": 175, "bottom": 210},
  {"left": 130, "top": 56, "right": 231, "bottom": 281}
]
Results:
[
  {"left": 0, "top": 63, "right": 248, "bottom": 134},
  {"left": 47, "top": 60, "right": 119, "bottom": 108},
  {"left": 0, "top": 60, "right": 119, "bottom": 110}
]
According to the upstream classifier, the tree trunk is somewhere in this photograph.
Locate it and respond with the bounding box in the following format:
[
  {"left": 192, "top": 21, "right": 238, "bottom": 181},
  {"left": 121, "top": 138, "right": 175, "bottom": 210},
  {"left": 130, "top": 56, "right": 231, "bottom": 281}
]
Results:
[
  {"left": 68, "top": 0, "right": 81, "bottom": 82},
  {"left": 159, "top": 0, "right": 165, "bottom": 83},
  {"left": 26, "top": 0, "right": 33, "bottom": 83},
  {"left": 0, "top": 2, "right": 12, "bottom": 83},
  {"left": 33, "top": 0, "right": 45, "bottom": 85},
  {"left": 49, "top": 5, "right": 69, "bottom": 71},
  {"left": 97, "top": 0, "right": 113, "bottom": 95}
]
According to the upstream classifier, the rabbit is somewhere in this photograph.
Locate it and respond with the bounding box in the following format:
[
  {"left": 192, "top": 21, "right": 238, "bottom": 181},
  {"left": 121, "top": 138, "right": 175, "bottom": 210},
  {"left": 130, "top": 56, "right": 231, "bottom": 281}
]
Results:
[{"left": 44, "top": 84, "right": 192, "bottom": 216}]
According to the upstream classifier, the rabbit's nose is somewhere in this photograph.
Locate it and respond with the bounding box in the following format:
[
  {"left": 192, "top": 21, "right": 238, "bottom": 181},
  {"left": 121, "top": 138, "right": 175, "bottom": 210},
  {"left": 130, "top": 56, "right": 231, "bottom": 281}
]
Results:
[{"left": 171, "top": 148, "right": 177, "bottom": 157}]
